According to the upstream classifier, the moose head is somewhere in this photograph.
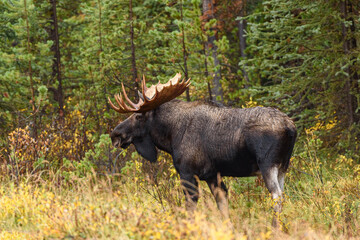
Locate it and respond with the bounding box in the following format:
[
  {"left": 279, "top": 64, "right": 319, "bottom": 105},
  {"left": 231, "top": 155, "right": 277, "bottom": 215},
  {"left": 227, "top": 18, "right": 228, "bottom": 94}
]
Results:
[{"left": 109, "top": 73, "right": 190, "bottom": 162}]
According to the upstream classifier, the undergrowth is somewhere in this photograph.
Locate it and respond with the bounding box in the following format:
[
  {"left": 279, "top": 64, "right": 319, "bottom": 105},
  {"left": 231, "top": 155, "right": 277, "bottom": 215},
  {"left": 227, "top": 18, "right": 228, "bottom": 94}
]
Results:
[
  {"left": 0, "top": 109, "right": 359, "bottom": 239},
  {"left": 0, "top": 142, "right": 359, "bottom": 239}
]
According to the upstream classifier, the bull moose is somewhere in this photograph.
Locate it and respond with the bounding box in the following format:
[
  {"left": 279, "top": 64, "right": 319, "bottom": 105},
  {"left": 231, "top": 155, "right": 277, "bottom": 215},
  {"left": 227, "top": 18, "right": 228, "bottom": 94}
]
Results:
[{"left": 108, "top": 73, "right": 297, "bottom": 227}]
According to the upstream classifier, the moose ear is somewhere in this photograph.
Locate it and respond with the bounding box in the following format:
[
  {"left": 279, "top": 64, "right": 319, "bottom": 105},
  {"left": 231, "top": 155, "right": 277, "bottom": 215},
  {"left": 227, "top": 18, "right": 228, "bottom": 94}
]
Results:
[{"left": 133, "top": 135, "right": 157, "bottom": 162}]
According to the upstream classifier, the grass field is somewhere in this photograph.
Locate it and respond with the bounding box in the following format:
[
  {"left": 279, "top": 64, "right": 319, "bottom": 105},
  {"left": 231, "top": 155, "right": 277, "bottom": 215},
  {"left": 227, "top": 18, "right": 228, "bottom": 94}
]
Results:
[{"left": 1, "top": 135, "right": 359, "bottom": 239}]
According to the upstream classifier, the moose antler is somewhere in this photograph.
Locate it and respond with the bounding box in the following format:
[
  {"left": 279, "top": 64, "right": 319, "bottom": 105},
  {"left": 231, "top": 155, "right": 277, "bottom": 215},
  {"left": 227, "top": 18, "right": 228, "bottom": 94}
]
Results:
[{"left": 108, "top": 73, "right": 191, "bottom": 113}]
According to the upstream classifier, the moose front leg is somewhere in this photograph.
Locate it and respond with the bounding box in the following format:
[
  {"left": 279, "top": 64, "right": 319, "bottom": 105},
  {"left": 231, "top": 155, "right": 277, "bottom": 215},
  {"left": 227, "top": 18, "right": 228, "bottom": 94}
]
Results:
[
  {"left": 206, "top": 173, "right": 229, "bottom": 219},
  {"left": 180, "top": 174, "right": 199, "bottom": 211}
]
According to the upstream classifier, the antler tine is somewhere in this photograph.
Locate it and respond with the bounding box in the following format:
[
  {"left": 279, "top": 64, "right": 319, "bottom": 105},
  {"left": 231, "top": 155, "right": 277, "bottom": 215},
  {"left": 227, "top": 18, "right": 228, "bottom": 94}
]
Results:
[
  {"left": 178, "top": 77, "right": 190, "bottom": 87},
  {"left": 182, "top": 78, "right": 191, "bottom": 92},
  {"left": 183, "top": 78, "right": 191, "bottom": 88},
  {"left": 114, "top": 93, "right": 122, "bottom": 107},
  {"left": 121, "top": 83, "right": 138, "bottom": 110},
  {"left": 172, "top": 78, "right": 190, "bottom": 96},
  {"left": 115, "top": 93, "right": 131, "bottom": 112},
  {"left": 108, "top": 94, "right": 128, "bottom": 113},
  {"left": 115, "top": 93, "right": 124, "bottom": 109},
  {"left": 116, "top": 92, "right": 135, "bottom": 112},
  {"left": 142, "top": 76, "right": 148, "bottom": 102},
  {"left": 108, "top": 96, "right": 122, "bottom": 112},
  {"left": 153, "top": 82, "right": 159, "bottom": 99},
  {"left": 142, "top": 75, "right": 147, "bottom": 90}
]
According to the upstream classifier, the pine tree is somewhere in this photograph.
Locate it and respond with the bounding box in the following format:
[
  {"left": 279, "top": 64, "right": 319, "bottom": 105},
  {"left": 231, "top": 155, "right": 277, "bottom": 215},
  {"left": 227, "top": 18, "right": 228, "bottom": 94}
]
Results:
[
  {"left": 242, "top": 0, "right": 360, "bottom": 140},
  {"left": 0, "top": 0, "right": 52, "bottom": 135}
]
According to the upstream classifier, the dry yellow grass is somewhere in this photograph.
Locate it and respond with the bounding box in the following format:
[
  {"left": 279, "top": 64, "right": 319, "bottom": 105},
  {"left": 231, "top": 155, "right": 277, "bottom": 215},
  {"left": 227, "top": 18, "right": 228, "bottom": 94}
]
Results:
[
  {"left": 0, "top": 155, "right": 359, "bottom": 240},
  {"left": 1, "top": 123, "right": 359, "bottom": 239}
]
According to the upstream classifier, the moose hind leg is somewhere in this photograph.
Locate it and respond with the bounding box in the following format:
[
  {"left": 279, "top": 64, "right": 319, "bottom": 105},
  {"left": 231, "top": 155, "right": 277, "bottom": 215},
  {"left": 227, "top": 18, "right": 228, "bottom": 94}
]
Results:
[
  {"left": 206, "top": 173, "right": 229, "bottom": 219},
  {"left": 278, "top": 169, "right": 286, "bottom": 192},
  {"left": 260, "top": 166, "right": 284, "bottom": 228},
  {"left": 180, "top": 174, "right": 199, "bottom": 212}
]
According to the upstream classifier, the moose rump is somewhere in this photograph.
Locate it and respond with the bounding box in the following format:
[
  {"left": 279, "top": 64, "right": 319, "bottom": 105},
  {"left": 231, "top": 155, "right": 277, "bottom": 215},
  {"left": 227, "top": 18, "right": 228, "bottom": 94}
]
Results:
[{"left": 109, "top": 73, "right": 297, "bottom": 227}]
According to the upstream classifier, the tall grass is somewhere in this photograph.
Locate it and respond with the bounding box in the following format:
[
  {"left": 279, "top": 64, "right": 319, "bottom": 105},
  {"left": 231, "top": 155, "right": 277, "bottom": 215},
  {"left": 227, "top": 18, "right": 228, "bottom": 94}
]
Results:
[
  {"left": 0, "top": 148, "right": 359, "bottom": 239},
  {"left": 0, "top": 125, "right": 359, "bottom": 239}
]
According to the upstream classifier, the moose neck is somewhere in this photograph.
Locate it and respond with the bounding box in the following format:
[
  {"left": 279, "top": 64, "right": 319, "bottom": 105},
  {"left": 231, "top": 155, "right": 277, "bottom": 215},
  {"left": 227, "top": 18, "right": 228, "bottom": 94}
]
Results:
[{"left": 146, "top": 100, "right": 184, "bottom": 154}]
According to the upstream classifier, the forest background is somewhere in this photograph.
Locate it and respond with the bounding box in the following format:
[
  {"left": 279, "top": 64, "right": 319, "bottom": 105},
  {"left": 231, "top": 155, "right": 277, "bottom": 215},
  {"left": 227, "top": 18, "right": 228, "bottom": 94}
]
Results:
[{"left": 0, "top": 0, "right": 359, "bottom": 239}]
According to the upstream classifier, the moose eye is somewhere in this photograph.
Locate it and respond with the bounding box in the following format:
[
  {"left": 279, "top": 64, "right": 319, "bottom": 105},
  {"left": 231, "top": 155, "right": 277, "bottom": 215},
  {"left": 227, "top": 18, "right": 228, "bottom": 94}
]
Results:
[{"left": 135, "top": 114, "right": 144, "bottom": 121}]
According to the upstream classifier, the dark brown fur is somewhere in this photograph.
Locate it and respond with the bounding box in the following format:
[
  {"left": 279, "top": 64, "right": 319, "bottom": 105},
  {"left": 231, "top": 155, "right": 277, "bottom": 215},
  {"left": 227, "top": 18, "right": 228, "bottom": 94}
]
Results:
[{"left": 111, "top": 99, "right": 297, "bottom": 226}]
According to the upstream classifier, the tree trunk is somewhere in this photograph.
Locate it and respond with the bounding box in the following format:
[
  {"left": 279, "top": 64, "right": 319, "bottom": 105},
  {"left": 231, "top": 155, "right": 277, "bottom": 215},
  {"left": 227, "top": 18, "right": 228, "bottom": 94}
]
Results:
[
  {"left": 24, "top": 0, "right": 37, "bottom": 139},
  {"left": 347, "top": 0, "right": 359, "bottom": 124},
  {"left": 50, "top": 0, "right": 64, "bottom": 120},
  {"left": 340, "top": 0, "right": 359, "bottom": 126},
  {"left": 181, "top": 1, "right": 191, "bottom": 101},
  {"left": 203, "top": 42, "right": 213, "bottom": 101},
  {"left": 129, "top": 0, "right": 139, "bottom": 100},
  {"left": 97, "top": 0, "right": 109, "bottom": 113},
  {"left": 238, "top": 0, "right": 249, "bottom": 85},
  {"left": 97, "top": 0, "right": 110, "bottom": 134},
  {"left": 202, "top": 0, "right": 223, "bottom": 102}
]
